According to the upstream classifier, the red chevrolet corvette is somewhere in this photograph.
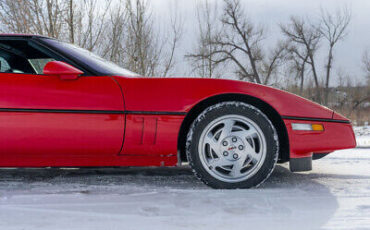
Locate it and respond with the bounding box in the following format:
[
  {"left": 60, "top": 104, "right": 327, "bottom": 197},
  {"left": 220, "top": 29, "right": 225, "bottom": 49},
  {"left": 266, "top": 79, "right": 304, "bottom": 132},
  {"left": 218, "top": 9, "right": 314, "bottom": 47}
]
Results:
[{"left": 0, "top": 34, "right": 356, "bottom": 188}]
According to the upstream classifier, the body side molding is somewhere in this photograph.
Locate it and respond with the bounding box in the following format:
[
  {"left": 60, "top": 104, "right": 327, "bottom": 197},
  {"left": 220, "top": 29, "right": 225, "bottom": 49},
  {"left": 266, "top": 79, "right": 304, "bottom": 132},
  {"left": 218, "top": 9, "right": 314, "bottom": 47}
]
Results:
[
  {"left": 0, "top": 108, "right": 187, "bottom": 116},
  {"left": 282, "top": 116, "right": 350, "bottom": 124}
]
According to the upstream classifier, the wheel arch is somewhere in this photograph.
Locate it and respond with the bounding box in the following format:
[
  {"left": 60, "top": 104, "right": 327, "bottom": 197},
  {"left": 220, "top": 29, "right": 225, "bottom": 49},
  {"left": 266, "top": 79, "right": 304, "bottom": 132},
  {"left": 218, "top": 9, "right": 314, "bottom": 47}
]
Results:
[{"left": 177, "top": 93, "right": 290, "bottom": 163}]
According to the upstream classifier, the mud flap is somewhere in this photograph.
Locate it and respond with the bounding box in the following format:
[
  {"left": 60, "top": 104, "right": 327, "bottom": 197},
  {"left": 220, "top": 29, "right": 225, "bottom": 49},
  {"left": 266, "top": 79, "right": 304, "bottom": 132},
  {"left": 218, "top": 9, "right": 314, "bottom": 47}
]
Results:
[{"left": 290, "top": 157, "right": 312, "bottom": 172}]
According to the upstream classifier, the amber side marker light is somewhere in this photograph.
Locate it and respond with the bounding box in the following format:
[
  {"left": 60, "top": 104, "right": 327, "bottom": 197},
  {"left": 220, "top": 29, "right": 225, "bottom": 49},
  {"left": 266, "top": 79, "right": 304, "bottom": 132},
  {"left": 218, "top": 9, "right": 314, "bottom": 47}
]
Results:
[{"left": 292, "top": 123, "right": 324, "bottom": 131}]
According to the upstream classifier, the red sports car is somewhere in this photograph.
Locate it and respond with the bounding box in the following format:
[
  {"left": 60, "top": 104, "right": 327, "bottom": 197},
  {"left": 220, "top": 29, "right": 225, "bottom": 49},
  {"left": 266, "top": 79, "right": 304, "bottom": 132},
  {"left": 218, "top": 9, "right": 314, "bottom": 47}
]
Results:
[{"left": 0, "top": 34, "right": 356, "bottom": 188}]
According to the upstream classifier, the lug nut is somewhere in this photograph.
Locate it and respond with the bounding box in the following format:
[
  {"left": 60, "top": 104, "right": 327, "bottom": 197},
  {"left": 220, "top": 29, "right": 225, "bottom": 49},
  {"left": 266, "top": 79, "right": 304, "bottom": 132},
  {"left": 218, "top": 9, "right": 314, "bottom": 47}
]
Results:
[
  {"left": 233, "top": 153, "right": 239, "bottom": 159},
  {"left": 232, "top": 137, "right": 237, "bottom": 142},
  {"left": 223, "top": 151, "right": 229, "bottom": 156},
  {"left": 238, "top": 145, "right": 244, "bottom": 150},
  {"left": 222, "top": 141, "right": 228, "bottom": 146}
]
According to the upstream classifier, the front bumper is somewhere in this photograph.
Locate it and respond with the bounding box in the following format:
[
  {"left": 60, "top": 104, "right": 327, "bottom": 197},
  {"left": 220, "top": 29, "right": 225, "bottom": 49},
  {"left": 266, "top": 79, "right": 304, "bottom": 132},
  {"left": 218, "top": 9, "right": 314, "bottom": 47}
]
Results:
[{"left": 284, "top": 119, "right": 356, "bottom": 159}]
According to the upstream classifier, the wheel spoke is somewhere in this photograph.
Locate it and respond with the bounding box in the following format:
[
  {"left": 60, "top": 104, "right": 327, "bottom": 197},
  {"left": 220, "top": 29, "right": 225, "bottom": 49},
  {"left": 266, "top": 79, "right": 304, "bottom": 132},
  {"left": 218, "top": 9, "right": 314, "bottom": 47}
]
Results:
[
  {"left": 209, "top": 157, "right": 231, "bottom": 168},
  {"left": 245, "top": 141, "right": 260, "bottom": 162},
  {"left": 218, "top": 119, "right": 235, "bottom": 141},
  {"left": 233, "top": 129, "right": 257, "bottom": 139},
  {"left": 230, "top": 156, "right": 246, "bottom": 177},
  {"left": 204, "top": 133, "right": 220, "bottom": 155}
]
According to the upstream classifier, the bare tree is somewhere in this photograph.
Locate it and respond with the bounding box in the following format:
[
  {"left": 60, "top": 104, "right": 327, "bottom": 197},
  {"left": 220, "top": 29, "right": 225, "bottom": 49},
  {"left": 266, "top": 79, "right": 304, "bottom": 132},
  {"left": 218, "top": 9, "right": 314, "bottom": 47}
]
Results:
[
  {"left": 280, "top": 16, "right": 322, "bottom": 102},
  {"left": 260, "top": 41, "right": 287, "bottom": 85},
  {"left": 67, "top": 0, "right": 76, "bottom": 43},
  {"left": 160, "top": 1, "right": 183, "bottom": 77},
  {"left": 123, "top": 0, "right": 159, "bottom": 76},
  {"left": 186, "top": 0, "right": 223, "bottom": 78},
  {"left": 43, "top": 0, "right": 65, "bottom": 38},
  {"left": 0, "top": 0, "right": 31, "bottom": 34},
  {"left": 357, "top": 51, "right": 370, "bottom": 111},
  {"left": 320, "top": 7, "right": 351, "bottom": 105},
  {"left": 72, "top": 0, "right": 112, "bottom": 51},
  {"left": 341, "top": 81, "right": 369, "bottom": 120},
  {"left": 189, "top": 0, "right": 285, "bottom": 84},
  {"left": 0, "top": 0, "right": 182, "bottom": 77},
  {"left": 101, "top": 0, "right": 126, "bottom": 64},
  {"left": 322, "top": 55, "right": 369, "bottom": 124},
  {"left": 286, "top": 45, "right": 309, "bottom": 94},
  {"left": 123, "top": 0, "right": 182, "bottom": 77},
  {"left": 364, "top": 51, "right": 370, "bottom": 82},
  {"left": 0, "top": 0, "right": 65, "bottom": 38},
  {"left": 0, "top": 0, "right": 112, "bottom": 52}
]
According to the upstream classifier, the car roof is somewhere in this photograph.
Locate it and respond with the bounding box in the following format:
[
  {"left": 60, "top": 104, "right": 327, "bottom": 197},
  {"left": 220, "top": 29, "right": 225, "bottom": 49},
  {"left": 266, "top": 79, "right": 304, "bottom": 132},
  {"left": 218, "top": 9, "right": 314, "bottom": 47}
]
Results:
[{"left": 0, "top": 34, "right": 49, "bottom": 39}]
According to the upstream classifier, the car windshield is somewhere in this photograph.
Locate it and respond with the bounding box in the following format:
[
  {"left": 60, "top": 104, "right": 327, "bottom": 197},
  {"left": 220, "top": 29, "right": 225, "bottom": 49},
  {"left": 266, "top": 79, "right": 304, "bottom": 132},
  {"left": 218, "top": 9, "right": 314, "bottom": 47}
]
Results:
[{"left": 40, "top": 38, "right": 139, "bottom": 77}]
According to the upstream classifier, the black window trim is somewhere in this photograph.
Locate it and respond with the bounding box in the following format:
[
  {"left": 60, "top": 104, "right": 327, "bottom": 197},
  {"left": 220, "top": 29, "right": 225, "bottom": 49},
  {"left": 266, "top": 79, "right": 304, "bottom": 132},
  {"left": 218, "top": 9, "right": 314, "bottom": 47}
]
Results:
[
  {"left": 0, "top": 36, "right": 97, "bottom": 76},
  {"left": 32, "top": 37, "right": 96, "bottom": 76}
]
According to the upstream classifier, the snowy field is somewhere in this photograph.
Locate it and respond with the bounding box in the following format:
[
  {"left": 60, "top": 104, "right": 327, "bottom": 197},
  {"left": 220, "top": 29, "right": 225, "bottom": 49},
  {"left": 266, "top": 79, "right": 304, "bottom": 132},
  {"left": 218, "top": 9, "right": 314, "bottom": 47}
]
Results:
[{"left": 0, "top": 128, "right": 369, "bottom": 230}]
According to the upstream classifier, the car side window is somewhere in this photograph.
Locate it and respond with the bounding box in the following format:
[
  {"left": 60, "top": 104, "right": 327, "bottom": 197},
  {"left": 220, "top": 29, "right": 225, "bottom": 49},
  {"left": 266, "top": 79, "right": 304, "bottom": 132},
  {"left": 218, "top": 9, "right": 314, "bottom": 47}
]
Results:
[
  {"left": 0, "top": 39, "right": 57, "bottom": 75},
  {"left": 0, "top": 56, "right": 11, "bottom": 72},
  {"left": 28, "top": 58, "right": 55, "bottom": 74}
]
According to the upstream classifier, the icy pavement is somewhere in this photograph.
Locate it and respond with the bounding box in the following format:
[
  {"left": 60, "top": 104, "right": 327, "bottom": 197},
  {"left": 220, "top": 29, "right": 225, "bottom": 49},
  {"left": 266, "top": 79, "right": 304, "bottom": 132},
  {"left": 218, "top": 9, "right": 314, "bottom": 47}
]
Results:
[{"left": 0, "top": 148, "right": 369, "bottom": 230}]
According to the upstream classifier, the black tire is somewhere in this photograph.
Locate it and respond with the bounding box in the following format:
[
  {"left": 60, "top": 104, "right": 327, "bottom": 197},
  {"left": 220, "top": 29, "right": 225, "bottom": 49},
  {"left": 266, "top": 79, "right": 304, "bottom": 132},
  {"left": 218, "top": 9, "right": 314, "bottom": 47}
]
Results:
[{"left": 186, "top": 102, "right": 279, "bottom": 189}]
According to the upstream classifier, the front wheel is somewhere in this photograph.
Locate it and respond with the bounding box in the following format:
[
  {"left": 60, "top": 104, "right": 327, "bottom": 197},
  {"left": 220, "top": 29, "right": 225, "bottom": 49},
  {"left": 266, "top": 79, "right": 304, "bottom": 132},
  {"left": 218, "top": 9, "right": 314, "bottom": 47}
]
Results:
[{"left": 186, "top": 102, "right": 279, "bottom": 189}]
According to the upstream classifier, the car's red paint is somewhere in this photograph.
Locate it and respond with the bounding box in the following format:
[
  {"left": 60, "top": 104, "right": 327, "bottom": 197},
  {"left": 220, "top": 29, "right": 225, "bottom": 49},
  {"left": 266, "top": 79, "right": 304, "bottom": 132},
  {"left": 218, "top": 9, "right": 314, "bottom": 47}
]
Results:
[
  {"left": 0, "top": 73, "right": 125, "bottom": 167},
  {"left": 43, "top": 61, "right": 83, "bottom": 80},
  {"left": 283, "top": 119, "right": 356, "bottom": 158},
  {"left": 0, "top": 112, "right": 124, "bottom": 166},
  {"left": 0, "top": 73, "right": 356, "bottom": 167},
  {"left": 114, "top": 77, "right": 335, "bottom": 119},
  {"left": 0, "top": 73, "right": 123, "bottom": 111},
  {"left": 113, "top": 76, "right": 355, "bottom": 163},
  {"left": 121, "top": 114, "right": 184, "bottom": 158},
  {"left": 0, "top": 35, "right": 356, "bottom": 168},
  {"left": 332, "top": 111, "right": 349, "bottom": 120}
]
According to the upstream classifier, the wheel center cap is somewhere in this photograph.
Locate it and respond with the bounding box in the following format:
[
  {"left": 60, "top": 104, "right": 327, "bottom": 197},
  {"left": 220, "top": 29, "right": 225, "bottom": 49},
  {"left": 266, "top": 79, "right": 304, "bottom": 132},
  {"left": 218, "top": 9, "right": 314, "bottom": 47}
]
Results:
[
  {"left": 220, "top": 136, "right": 245, "bottom": 161},
  {"left": 228, "top": 146, "right": 237, "bottom": 151}
]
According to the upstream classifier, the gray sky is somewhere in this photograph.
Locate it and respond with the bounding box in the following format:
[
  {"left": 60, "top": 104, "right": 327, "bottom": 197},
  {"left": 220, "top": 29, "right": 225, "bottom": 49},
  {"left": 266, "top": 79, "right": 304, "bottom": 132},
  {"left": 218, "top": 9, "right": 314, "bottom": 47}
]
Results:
[{"left": 150, "top": 0, "right": 370, "bottom": 85}]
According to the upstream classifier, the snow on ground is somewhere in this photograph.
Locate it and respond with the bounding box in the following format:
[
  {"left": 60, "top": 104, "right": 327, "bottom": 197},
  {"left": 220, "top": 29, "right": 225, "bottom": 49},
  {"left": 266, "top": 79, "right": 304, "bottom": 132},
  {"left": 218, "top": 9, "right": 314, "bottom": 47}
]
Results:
[
  {"left": 354, "top": 126, "right": 370, "bottom": 148},
  {"left": 0, "top": 148, "right": 369, "bottom": 230},
  {"left": 354, "top": 126, "right": 370, "bottom": 137},
  {"left": 0, "top": 132, "right": 369, "bottom": 230}
]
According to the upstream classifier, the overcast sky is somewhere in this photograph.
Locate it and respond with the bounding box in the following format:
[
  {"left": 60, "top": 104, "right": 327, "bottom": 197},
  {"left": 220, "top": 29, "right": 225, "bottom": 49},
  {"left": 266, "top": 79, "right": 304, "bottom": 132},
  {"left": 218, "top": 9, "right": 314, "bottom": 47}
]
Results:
[{"left": 149, "top": 0, "right": 370, "bottom": 84}]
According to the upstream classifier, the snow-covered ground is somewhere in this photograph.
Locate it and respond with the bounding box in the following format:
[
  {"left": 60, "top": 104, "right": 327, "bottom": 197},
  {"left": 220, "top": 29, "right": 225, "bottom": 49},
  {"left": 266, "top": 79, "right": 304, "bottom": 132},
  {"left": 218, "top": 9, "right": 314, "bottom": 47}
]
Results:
[
  {"left": 0, "top": 130, "right": 369, "bottom": 230},
  {"left": 354, "top": 126, "right": 370, "bottom": 148}
]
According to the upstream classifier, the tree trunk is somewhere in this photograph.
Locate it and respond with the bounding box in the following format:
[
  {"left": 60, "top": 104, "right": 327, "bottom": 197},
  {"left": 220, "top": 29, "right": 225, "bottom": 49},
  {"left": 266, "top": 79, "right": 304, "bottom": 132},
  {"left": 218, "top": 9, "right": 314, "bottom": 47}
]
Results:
[
  {"left": 309, "top": 53, "right": 321, "bottom": 103},
  {"left": 324, "top": 45, "right": 334, "bottom": 105},
  {"left": 46, "top": 0, "right": 54, "bottom": 37},
  {"left": 69, "top": 0, "right": 74, "bottom": 43}
]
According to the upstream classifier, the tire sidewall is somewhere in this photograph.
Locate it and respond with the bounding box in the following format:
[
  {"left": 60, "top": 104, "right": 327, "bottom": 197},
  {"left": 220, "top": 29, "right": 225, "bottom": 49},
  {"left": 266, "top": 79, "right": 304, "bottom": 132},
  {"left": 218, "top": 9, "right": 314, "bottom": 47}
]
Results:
[{"left": 187, "top": 102, "right": 278, "bottom": 189}]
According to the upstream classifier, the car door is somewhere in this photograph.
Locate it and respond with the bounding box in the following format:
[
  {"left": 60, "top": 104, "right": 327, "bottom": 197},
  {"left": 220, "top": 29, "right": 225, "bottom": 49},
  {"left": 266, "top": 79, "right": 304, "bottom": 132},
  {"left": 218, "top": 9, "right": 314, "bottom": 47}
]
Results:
[{"left": 0, "top": 39, "right": 124, "bottom": 167}]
